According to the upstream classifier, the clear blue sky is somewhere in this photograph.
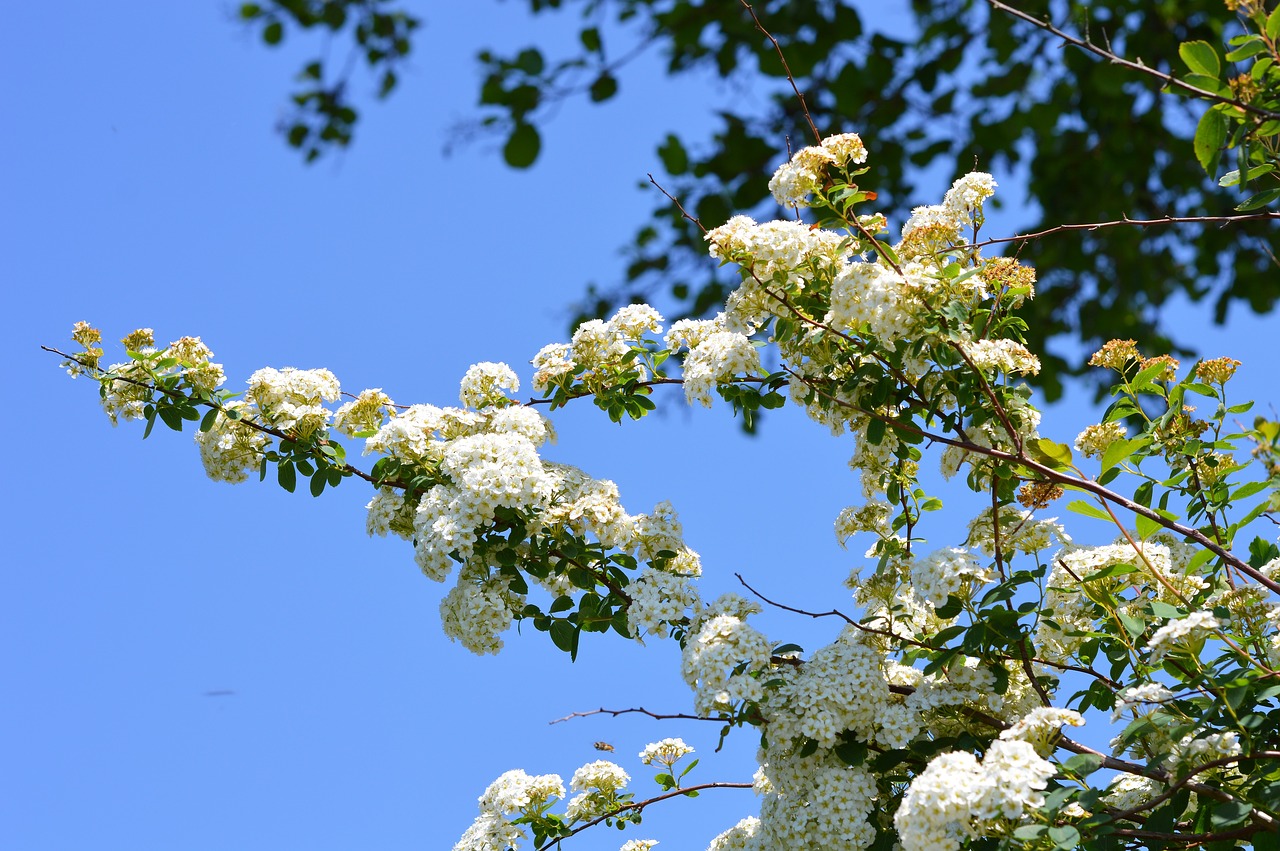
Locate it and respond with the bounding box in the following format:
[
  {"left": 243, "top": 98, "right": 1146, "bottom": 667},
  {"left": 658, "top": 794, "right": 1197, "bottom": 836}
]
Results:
[{"left": 3, "top": 3, "right": 1275, "bottom": 850}]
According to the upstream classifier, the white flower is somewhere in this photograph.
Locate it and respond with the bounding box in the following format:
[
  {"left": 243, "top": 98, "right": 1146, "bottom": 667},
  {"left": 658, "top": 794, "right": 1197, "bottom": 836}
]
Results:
[
  {"left": 1149, "top": 611, "right": 1220, "bottom": 661},
  {"left": 460, "top": 362, "right": 520, "bottom": 409},
  {"left": 639, "top": 738, "right": 694, "bottom": 766}
]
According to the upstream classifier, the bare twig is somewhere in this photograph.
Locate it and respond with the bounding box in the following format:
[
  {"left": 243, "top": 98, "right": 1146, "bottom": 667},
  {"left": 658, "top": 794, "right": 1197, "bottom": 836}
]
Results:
[
  {"left": 550, "top": 707, "right": 723, "bottom": 725},
  {"left": 550, "top": 781, "right": 753, "bottom": 844},
  {"left": 648, "top": 174, "right": 706, "bottom": 235},
  {"left": 737, "top": 0, "right": 821, "bottom": 144},
  {"left": 958, "top": 212, "right": 1280, "bottom": 253}
]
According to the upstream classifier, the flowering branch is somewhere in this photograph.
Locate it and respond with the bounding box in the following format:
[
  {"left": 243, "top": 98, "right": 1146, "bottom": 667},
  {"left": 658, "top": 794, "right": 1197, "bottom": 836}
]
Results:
[{"left": 549, "top": 781, "right": 753, "bottom": 846}]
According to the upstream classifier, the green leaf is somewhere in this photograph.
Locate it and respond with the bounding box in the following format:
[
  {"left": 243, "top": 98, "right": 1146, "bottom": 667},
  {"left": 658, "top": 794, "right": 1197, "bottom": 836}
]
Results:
[
  {"left": 1048, "top": 825, "right": 1081, "bottom": 849},
  {"left": 1269, "top": 3, "right": 1280, "bottom": 41},
  {"left": 199, "top": 407, "right": 219, "bottom": 432},
  {"left": 158, "top": 406, "right": 184, "bottom": 431},
  {"left": 503, "top": 122, "right": 541, "bottom": 169},
  {"left": 549, "top": 619, "right": 577, "bottom": 655},
  {"left": 579, "top": 26, "right": 602, "bottom": 54},
  {"left": 1031, "top": 437, "right": 1073, "bottom": 468},
  {"left": 1179, "top": 40, "right": 1221, "bottom": 77},
  {"left": 1067, "top": 500, "right": 1112, "bottom": 522},
  {"left": 278, "top": 461, "right": 297, "bottom": 493},
  {"left": 1061, "top": 753, "right": 1104, "bottom": 777},
  {"left": 589, "top": 72, "right": 618, "bottom": 102},
  {"left": 263, "top": 21, "right": 284, "bottom": 46},
  {"left": 310, "top": 472, "right": 326, "bottom": 497},
  {"left": 1194, "top": 108, "right": 1228, "bottom": 176},
  {"left": 514, "top": 48, "right": 544, "bottom": 76},
  {"left": 658, "top": 134, "right": 688, "bottom": 174},
  {"left": 1236, "top": 187, "right": 1280, "bottom": 211},
  {"left": 1101, "top": 436, "right": 1145, "bottom": 471}
]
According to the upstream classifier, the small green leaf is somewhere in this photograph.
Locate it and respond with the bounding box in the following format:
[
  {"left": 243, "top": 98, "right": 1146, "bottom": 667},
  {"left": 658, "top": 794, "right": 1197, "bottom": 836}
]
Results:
[
  {"left": 1179, "top": 40, "right": 1221, "bottom": 77},
  {"left": 199, "top": 407, "right": 219, "bottom": 432},
  {"left": 579, "top": 26, "right": 602, "bottom": 53},
  {"left": 1062, "top": 753, "right": 1104, "bottom": 777},
  {"left": 1269, "top": 3, "right": 1280, "bottom": 40},
  {"left": 1048, "top": 825, "right": 1081, "bottom": 849},
  {"left": 1236, "top": 187, "right": 1280, "bottom": 211},
  {"left": 503, "top": 122, "right": 541, "bottom": 168},
  {"left": 263, "top": 21, "right": 284, "bottom": 45},
  {"left": 589, "top": 72, "right": 618, "bottom": 102},
  {"left": 1101, "top": 436, "right": 1145, "bottom": 471},
  {"left": 1032, "top": 437, "right": 1073, "bottom": 468},
  {"left": 310, "top": 473, "right": 326, "bottom": 497}
]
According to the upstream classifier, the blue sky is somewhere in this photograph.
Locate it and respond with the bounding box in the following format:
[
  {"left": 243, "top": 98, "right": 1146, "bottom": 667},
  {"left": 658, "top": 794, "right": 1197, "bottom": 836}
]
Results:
[{"left": 3, "top": 3, "right": 1277, "bottom": 850}]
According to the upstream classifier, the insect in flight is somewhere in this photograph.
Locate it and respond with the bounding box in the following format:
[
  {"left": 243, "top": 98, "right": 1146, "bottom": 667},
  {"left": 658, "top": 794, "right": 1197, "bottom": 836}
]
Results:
[{"left": 593, "top": 741, "right": 616, "bottom": 752}]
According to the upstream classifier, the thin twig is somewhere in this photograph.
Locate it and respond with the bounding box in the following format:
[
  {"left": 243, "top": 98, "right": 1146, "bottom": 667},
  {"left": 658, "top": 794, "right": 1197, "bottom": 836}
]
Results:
[
  {"left": 549, "top": 707, "right": 724, "bottom": 725},
  {"left": 957, "top": 212, "right": 1280, "bottom": 253},
  {"left": 551, "top": 781, "right": 753, "bottom": 844},
  {"left": 737, "top": 0, "right": 821, "bottom": 144},
  {"left": 648, "top": 174, "right": 706, "bottom": 235}
]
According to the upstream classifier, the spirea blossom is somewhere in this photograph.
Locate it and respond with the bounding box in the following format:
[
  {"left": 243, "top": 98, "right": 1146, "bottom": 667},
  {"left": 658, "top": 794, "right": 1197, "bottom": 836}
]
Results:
[
  {"left": 639, "top": 738, "right": 694, "bottom": 766},
  {"left": 627, "top": 567, "right": 701, "bottom": 639},
  {"left": 1112, "top": 683, "right": 1175, "bottom": 720},
  {"left": 682, "top": 611, "right": 772, "bottom": 715},
  {"left": 193, "top": 403, "right": 271, "bottom": 483},
  {"left": 909, "top": 547, "right": 993, "bottom": 608},
  {"left": 477, "top": 769, "right": 565, "bottom": 814},
  {"left": 452, "top": 812, "right": 525, "bottom": 851},
  {"left": 768, "top": 132, "right": 868, "bottom": 207},
  {"left": 1149, "top": 611, "right": 1220, "bottom": 661},
  {"left": 246, "top": 366, "right": 340, "bottom": 437},
  {"left": 999, "top": 707, "right": 1084, "bottom": 755},
  {"left": 619, "top": 841, "right": 658, "bottom": 851},
  {"left": 460, "top": 362, "right": 519, "bottom": 409},
  {"left": 960, "top": 338, "right": 1040, "bottom": 375},
  {"left": 678, "top": 330, "right": 762, "bottom": 407},
  {"left": 895, "top": 739, "right": 1053, "bottom": 851},
  {"left": 706, "top": 817, "right": 762, "bottom": 851}
]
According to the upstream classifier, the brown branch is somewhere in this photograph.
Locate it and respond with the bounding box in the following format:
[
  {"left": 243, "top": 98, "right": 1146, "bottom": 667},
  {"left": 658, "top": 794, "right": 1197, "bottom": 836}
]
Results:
[
  {"left": 736, "top": 0, "right": 821, "bottom": 144},
  {"left": 549, "top": 707, "right": 724, "bottom": 725},
  {"left": 647, "top": 174, "right": 706, "bottom": 235},
  {"left": 986, "top": 0, "right": 1280, "bottom": 121}
]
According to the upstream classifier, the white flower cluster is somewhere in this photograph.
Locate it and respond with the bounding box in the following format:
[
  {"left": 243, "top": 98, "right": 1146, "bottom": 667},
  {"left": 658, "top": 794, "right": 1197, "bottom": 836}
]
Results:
[
  {"left": 99, "top": 334, "right": 226, "bottom": 425},
  {"left": 1074, "top": 420, "right": 1128, "bottom": 459},
  {"left": 627, "top": 567, "right": 701, "bottom": 639},
  {"left": 1149, "top": 610, "right": 1220, "bottom": 661},
  {"left": 681, "top": 601, "right": 772, "bottom": 715},
  {"left": 333, "top": 388, "right": 393, "bottom": 437},
  {"left": 619, "top": 841, "right": 658, "bottom": 851},
  {"left": 1112, "top": 682, "right": 1175, "bottom": 721},
  {"left": 767, "top": 132, "right": 868, "bottom": 207},
  {"left": 706, "top": 215, "right": 848, "bottom": 333},
  {"left": 246, "top": 366, "right": 340, "bottom": 438},
  {"left": 564, "top": 760, "right": 631, "bottom": 821},
  {"left": 998, "top": 707, "right": 1084, "bottom": 755},
  {"left": 453, "top": 768, "right": 565, "bottom": 851},
  {"left": 895, "top": 739, "right": 1054, "bottom": 851},
  {"left": 460, "top": 362, "right": 520, "bottom": 409},
  {"left": 754, "top": 750, "right": 879, "bottom": 849},
  {"left": 639, "top": 737, "right": 694, "bottom": 766},
  {"left": 193, "top": 402, "right": 271, "bottom": 483},
  {"left": 765, "top": 628, "right": 898, "bottom": 748},
  {"left": 897, "top": 173, "right": 996, "bottom": 261},
  {"left": 909, "top": 547, "right": 993, "bottom": 608},
  {"left": 960, "top": 338, "right": 1041, "bottom": 375},
  {"left": 706, "top": 817, "right": 762, "bottom": 851},
  {"left": 1036, "top": 541, "right": 1208, "bottom": 664},
  {"left": 665, "top": 316, "right": 763, "bottom": 407},
  {"left": 531, "top": 304, "right": 663, "bottom": 393}
]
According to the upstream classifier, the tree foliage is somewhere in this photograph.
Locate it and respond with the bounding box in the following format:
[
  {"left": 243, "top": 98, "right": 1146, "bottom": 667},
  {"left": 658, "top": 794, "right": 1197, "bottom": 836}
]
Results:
[{"left": 239, "top": 0, "right": 1277, "bottom": 398}]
